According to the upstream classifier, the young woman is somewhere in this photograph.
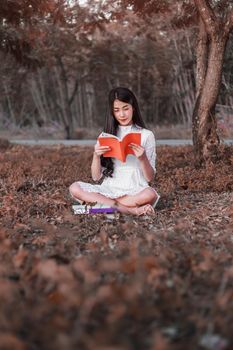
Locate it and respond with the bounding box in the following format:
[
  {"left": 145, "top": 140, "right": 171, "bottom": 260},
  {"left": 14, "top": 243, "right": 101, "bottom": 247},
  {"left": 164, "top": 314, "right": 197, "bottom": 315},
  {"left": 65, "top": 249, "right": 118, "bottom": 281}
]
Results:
[{"left": 69, "top": 87, "right": 160, "bottom": 215}]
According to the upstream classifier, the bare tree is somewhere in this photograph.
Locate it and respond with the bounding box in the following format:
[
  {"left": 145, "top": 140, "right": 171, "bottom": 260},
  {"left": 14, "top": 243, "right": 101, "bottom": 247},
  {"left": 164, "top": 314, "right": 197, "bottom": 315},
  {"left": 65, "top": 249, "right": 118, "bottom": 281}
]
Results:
[
  {"left": 192, "top": 0, "right": 233, "bottom": 163},
  {"left": 117, "top": 0, "right": 233, "bottom": 164}
]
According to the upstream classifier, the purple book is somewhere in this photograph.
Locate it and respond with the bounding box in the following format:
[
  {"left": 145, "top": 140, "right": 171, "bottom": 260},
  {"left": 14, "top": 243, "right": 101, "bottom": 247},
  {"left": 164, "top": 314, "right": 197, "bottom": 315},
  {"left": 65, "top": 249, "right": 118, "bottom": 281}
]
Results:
[
  {"left": 72, "top": 204, "right": 119, "bottom": 215},
  {"left": 89, "top": 207, "right": 118, "bottom": 214}
]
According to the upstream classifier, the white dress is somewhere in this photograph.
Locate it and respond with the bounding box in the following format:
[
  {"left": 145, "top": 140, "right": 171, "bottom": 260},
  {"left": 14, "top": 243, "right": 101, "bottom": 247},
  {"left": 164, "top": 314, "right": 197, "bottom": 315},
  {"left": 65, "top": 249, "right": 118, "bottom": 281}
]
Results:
[{"left": 76, "top": 124, "right": 159, "bottom": 202}]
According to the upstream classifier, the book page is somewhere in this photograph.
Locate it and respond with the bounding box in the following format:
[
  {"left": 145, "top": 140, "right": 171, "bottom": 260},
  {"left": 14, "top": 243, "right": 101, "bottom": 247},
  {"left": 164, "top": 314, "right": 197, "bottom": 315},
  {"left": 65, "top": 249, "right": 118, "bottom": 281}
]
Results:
[
  {"left": 121, "top": 133, "right": 141, "bottom": 161},
  {"left": 99, "top": 132, "right": 120, "bottom": 140}
]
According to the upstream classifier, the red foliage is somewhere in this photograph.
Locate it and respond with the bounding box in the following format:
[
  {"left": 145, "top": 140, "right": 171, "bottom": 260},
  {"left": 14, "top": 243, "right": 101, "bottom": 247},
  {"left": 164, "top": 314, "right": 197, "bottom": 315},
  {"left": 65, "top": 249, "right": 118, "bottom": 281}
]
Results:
[
  {"left": 0, "top": 0, "right": 66, "bottom": 66},
  {"left": 0, "top": 144, "right": 232, "bottom": 349}
]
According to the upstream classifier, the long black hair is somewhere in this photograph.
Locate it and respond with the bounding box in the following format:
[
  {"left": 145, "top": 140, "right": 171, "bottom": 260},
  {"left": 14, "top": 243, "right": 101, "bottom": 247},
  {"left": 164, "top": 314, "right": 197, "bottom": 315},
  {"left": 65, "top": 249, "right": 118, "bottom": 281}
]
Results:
[{"left": 100, "top": 87, "right": 147, "bottom": 177}]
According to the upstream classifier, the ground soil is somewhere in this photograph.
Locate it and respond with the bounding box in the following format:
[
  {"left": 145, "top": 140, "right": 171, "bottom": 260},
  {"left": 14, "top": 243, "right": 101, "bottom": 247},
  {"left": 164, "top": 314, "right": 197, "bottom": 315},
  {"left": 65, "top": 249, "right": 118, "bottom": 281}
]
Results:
[{"left": 0, "top": 143, "right": 232, "bottom": 350}]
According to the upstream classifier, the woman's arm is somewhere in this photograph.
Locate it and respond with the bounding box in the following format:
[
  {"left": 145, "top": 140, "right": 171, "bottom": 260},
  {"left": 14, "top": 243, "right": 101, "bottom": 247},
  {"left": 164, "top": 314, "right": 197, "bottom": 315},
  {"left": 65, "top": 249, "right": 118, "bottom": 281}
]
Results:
[
  {"left": 138, "top": 154, "right": 155, "bottom": 182},
  {"left": 129, "top": 143, "right": 155, "bottom": 181},
  {"left": 129, "top": 131, "right": 156, "bottom": 182},
  {"left": 91, "top": 153, "right": 102, "bottom": 182},
  {"left": 91, "top": 142, "right": 111, "bottom": 181}
]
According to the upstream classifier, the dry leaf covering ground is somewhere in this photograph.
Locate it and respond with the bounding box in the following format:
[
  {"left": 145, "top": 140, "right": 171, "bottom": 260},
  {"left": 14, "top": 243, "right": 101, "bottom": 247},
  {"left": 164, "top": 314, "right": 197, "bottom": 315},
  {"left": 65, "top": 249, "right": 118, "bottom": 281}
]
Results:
[{"left": 0, "top": 143, "right": 233, "bottom": 350}]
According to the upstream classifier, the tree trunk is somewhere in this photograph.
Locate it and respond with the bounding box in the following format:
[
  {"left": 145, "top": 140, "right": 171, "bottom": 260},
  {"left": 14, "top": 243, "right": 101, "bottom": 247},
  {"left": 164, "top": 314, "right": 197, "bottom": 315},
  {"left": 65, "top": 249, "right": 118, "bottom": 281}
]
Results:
[
  {"left": 192, "top": 0, "right": 233, "bottom": 165},
  {"left": 192, "top": 32, "right": 227, "bottom": 164},
  {"left": 54, "top": 66, "right": 70, "bottom": 138},
  {"left": 195, "top": 19, "right": 208, "bottom": 96},
  {"left": 57, "top": 57, "right": 75, "bottom": 139},
  {"left": 3, "top": 82, "right": 16, "bottom": 124}
]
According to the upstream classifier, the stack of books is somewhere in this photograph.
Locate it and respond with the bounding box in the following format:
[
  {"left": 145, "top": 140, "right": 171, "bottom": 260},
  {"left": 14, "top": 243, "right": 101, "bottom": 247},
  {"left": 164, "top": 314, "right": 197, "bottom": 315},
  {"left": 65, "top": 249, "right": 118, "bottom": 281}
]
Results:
[{"left": 72, "top": 203, "right": 118, "bottom": 215}]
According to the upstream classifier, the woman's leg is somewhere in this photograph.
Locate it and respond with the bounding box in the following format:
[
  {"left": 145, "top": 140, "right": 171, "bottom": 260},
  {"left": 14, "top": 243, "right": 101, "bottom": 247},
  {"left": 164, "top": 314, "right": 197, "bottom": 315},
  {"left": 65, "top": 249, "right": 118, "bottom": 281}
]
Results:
[
  {"left": 115, "top": 187, "right": 158, "bottom": 207},
  {"left": 70, "top": 182, "right": 135, "bottom": 214},
  {"left": 115, "top": 188, "right": 158, "bottom": 215},
  {"left": 69, "top": 183, "right": 157, "bottom": 215},
  {"left": 70, "top": 182, "right": 117, "bottom": 206}
]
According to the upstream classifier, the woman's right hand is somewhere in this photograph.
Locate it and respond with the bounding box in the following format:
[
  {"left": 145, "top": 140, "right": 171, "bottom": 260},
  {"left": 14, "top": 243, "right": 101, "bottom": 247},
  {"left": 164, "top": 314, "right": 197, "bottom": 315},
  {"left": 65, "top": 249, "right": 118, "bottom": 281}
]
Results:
[{"left": 94, "top": 144, "right": 111, "bottom": 157}]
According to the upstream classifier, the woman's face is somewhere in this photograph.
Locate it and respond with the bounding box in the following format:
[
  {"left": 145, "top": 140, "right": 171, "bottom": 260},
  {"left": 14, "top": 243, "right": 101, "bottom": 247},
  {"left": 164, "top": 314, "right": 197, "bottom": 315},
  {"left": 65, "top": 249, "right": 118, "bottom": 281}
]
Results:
[{"left": 113, "top": 99, "right": 133, "bottom": 126}]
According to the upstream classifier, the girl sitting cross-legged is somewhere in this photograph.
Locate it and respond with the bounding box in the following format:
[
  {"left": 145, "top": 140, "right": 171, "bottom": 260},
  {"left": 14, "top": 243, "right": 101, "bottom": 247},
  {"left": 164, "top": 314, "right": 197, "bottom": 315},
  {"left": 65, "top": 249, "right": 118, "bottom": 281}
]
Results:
[{"left": 69, "top": 86, "right": 160, "bottom": 216}]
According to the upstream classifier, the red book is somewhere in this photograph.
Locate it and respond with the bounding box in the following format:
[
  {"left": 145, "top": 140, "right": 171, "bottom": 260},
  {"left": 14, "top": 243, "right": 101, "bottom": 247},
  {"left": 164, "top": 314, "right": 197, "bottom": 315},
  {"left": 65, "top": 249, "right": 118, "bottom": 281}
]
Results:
[{"left": 98, "top": 132, "right": 141, "bottom": 162}]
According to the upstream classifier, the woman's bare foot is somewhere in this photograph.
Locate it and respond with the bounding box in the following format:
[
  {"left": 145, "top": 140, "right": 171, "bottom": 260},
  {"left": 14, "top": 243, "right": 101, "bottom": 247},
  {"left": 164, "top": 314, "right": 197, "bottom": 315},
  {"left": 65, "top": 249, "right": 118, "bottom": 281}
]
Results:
[
  {"left": 112, "top": 202, "right": 155, "bottom": 216},
  {"left": 134, "top": 204, "right": 155, "bottom": 216}
]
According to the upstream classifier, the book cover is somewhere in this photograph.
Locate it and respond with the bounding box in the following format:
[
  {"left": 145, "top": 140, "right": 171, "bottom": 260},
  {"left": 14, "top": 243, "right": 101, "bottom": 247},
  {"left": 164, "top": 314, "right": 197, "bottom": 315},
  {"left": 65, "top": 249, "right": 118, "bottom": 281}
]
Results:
[{"left": 98, "top": 132, "right": 141, "bottom": 162}]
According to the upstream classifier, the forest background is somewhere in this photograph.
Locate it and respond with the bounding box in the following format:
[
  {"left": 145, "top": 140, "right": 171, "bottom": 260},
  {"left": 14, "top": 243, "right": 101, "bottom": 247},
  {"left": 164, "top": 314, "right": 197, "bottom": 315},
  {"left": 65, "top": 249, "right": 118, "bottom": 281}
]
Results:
[
  {"left": 0, "top": 0, "right": 233, "bottom": 141},
  {"left": 1, "top": 2, "right": 233, "bottom": 349}
]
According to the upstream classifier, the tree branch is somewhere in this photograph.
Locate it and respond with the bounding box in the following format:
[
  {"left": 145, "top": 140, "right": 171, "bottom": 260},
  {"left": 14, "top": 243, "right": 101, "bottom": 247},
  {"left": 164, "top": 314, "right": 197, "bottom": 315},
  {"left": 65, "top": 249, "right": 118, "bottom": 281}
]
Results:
[{"left": 194, "top": 0, "right": 218, "bottom": 36}]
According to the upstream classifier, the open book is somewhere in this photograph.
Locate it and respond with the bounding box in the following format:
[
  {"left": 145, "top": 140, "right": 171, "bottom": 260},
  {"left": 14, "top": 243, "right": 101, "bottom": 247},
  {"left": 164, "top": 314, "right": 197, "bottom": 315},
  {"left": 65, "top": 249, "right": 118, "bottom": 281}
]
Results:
[{"left": 98, "top": 132, "right": 141, "bottom": 162}]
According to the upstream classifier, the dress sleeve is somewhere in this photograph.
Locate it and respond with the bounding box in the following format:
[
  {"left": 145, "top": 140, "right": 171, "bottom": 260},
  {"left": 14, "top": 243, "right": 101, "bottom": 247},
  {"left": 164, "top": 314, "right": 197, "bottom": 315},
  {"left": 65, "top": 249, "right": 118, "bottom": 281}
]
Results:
[{"left": 144, "top": 131, "right": 156, "bottom": 172}]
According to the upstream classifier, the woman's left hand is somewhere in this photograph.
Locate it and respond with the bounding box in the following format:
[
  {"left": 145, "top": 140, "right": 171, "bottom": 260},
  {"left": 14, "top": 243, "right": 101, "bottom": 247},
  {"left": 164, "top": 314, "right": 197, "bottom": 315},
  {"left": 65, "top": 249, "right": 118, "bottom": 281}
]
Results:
[{"left": 129, "top": 143, "right": 146, "bottom": 160}]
